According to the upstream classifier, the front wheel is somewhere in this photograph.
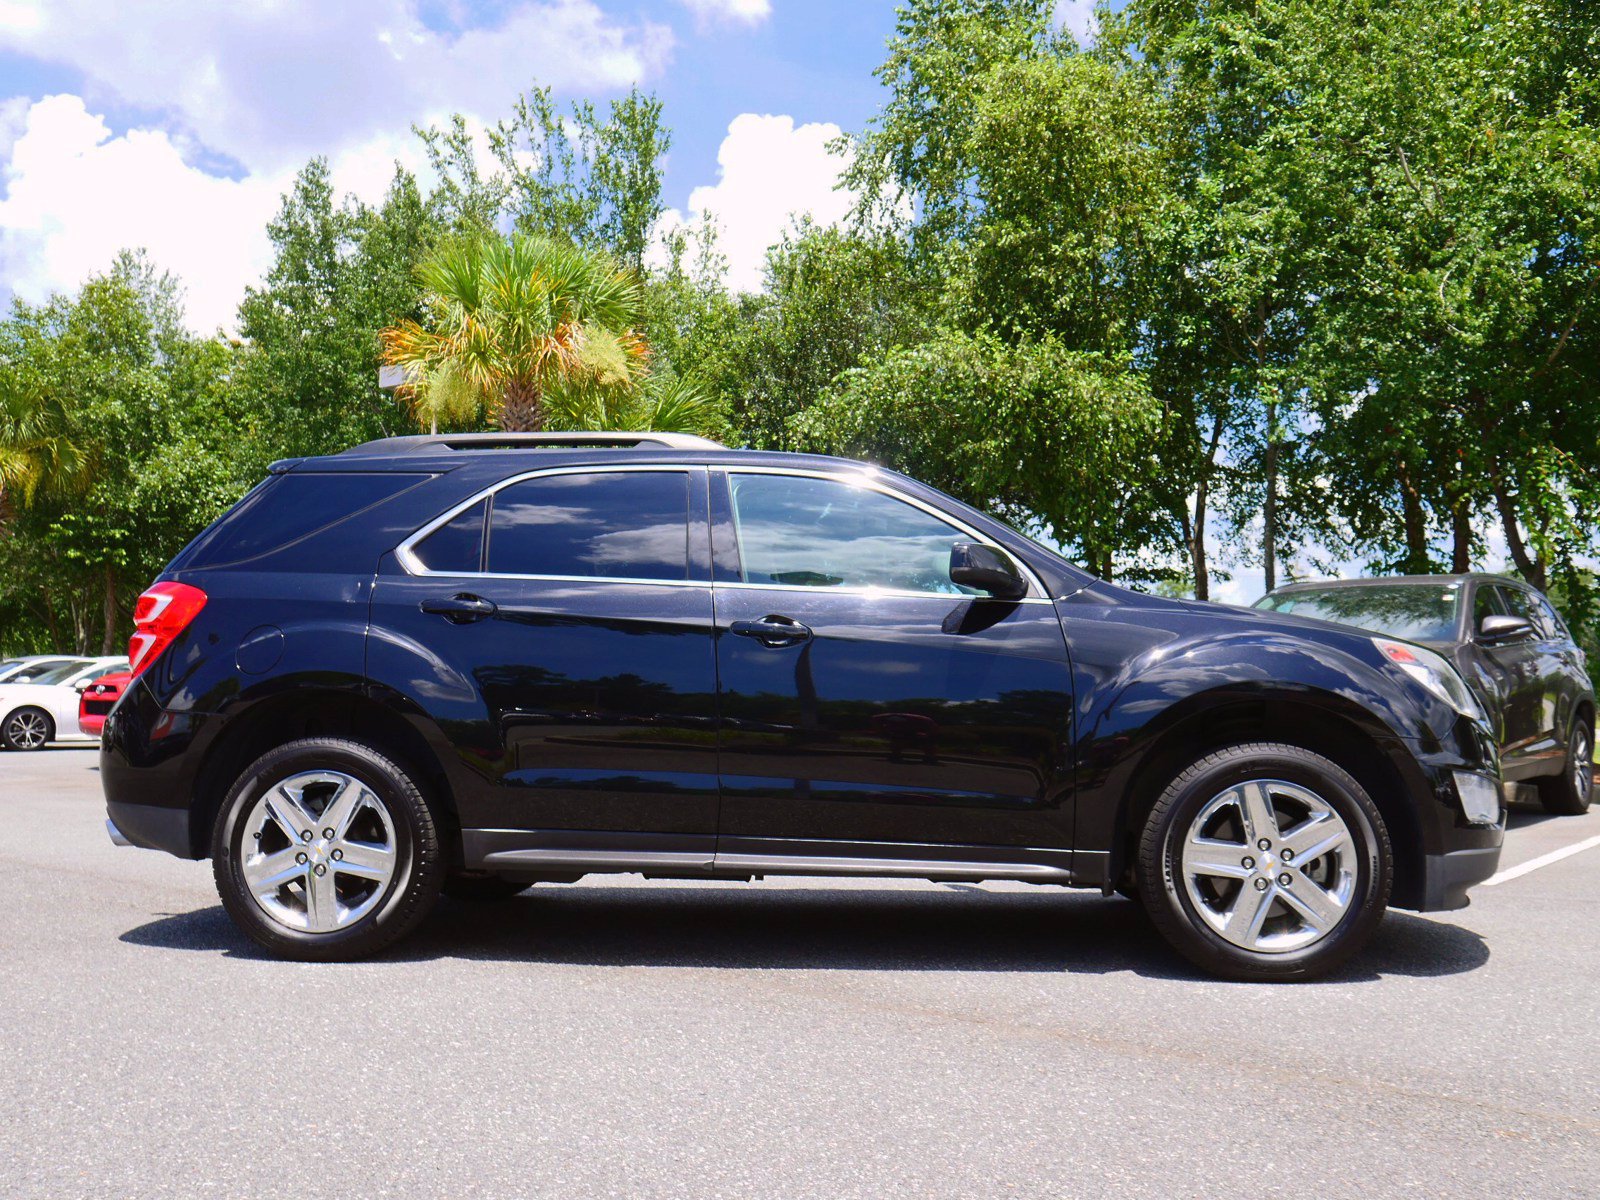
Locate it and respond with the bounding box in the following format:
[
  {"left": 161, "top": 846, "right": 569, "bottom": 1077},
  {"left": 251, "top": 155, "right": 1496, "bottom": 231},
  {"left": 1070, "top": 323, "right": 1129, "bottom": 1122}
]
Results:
[
  {"left": 1538, "top": 720, "right": 1593, "bottom": 816},
  {"left": 211, "top": 738, "right": 444, "bottom": 961},
  {"left": 2, "top": 707, "right": 54, "bottom": 751},
  {"left": 1136, "top": 743, "right": 1392, "bottom": 982}
]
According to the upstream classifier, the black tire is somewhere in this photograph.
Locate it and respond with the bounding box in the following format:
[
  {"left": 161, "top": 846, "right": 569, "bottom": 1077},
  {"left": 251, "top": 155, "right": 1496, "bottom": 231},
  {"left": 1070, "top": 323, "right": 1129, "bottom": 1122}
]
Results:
[
  {"left": 211, "top": 737, "right": 444, "bottom": 962},
  {"left": 1136, "top": 742, "right": 1392, "bottom": 982},
  {"left": 441, "top": 874, "right": 531, "bottom": 903},
  {"left": 1538, "top": 718, "right": 1594, "bottom": 816},
  {"left": 1, "top": 706, "right": 54, "bottom": 751}
]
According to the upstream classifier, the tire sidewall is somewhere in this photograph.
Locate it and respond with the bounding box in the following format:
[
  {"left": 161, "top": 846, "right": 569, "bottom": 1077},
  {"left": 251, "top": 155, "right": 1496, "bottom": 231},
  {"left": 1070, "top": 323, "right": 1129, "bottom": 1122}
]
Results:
[
  {"left": 3, "top": 706, "right": 53, "bottom": 751},
  {"left": 212, "top": 739, "right": 434, "bottom": 960},
  {"left": 1145, "top": 746, "right": 1390, "bottom": 980}
]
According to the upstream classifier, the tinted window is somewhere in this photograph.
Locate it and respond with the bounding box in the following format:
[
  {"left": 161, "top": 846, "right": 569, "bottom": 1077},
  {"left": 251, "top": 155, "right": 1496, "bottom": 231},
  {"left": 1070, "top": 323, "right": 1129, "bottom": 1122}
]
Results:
[
  {"left": 187, "top": 473, "right": 425, "bottom": 567},
  {"left": 413, "top": 499, "right": 486, "bottom": 573},
  {"left": 1473, "top": 583, "right": 1508, "bottom": 627},
  {"left": 728, "top": 473, "right": 975, "bottom": 594},
  {"left": 1257, "top": 583, "right": 1462, "bottom": 642},
  {"left": 487, "top": 472, "right": 689, "bottom": 580},
  {"left": 1504, "top": 587, "right": 1565, "bottom": 640}
]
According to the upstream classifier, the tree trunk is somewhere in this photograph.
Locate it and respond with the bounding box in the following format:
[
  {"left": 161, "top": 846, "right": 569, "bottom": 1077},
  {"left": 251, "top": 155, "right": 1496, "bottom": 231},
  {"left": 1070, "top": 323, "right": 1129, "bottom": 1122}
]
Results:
[
  {"left": 1493, "top": 482, "right": 1545, "bottom": 590},
  {"left": 101, "top": 563, "right": 118, "bottom": 656},
  {"left": 1191, "top": 413, "right": 1224, "bottom": 601},
  {"left": 1262, "top": 395, "right": 1278, "bottom": 593},
  {"left": 498, "top": 378, "right": 545, "bottom": 433},
  {"left": 1396, "top": 461, "right": 1429, "bottom": 572},
  {"left": 1450, "top": 497, "right": 1472, "bottom": 573}
]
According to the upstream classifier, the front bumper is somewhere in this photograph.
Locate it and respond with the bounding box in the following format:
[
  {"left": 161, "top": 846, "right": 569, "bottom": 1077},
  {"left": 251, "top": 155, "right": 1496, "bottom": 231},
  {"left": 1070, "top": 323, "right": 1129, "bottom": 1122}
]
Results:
[{"left": 1420, "top": 842, "right": 1504, "bottom": 911}]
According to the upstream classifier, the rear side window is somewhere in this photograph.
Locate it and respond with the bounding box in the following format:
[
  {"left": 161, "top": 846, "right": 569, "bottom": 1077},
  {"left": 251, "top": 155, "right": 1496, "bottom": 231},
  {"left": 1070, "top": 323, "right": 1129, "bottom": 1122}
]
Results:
[
  {"left": 186, "top": 473, "right": 425, "bottom": 568},
  {"left": 412, "top": 499, "right": 486, "bottom": 573},
  {"left": 486, "top": 471, "right": 689, "bottom": 580},
  {"left": 1504, "top": 587, "right": 1567, "bottom": 640}
]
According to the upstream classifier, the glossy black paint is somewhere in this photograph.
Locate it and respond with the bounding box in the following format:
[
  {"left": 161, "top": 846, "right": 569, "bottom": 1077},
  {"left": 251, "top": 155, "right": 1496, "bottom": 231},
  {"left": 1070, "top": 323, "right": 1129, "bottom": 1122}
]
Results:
[
  {"left": 103, "top": 445, "right": 1505, "bottom": 912},
  {"left": 1261, "top": 574, "right": 1594, "bottom": 785}
]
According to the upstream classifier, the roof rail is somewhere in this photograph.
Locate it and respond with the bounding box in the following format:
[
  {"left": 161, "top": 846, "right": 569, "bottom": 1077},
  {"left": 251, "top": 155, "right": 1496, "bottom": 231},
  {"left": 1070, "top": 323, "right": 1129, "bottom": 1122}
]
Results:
[{"left": 341, "top": 431, "right": 726, "bottom": 455}]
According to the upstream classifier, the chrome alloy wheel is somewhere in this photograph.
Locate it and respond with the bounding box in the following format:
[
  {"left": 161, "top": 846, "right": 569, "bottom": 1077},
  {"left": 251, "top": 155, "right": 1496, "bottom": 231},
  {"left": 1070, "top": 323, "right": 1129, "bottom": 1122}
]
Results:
[
  {"left": 1179, "top": 779, "right": 1358, "bottom": 954},
  {"left": 240, "top": 770, "right": 398, "bottom": 934},
  {"left": 5, "top": 709, "right": 50, "bottom": 750},
  {"left": 1573, "top": 727, "right": 1593, "bottom": 806}
]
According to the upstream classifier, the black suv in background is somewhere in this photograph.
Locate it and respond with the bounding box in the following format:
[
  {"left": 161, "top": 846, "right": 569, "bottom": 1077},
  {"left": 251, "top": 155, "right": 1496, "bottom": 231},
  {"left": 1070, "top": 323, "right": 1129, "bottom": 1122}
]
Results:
[
  {"left": 104, "top": 434, "right": 1505, "bottom": 980},
  {"left": 1257, "top": 575, "right": 1594, "bottom": 815}
]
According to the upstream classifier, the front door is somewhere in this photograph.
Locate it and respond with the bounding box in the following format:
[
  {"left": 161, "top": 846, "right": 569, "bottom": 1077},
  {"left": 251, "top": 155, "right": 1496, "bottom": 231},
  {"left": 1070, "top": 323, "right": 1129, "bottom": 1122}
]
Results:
[
  {"left": 709, "top": 469, "right": 1075, "bottom": 869},
  {"left": 368, "top": 466, "right": 720, "bottom": 861}
]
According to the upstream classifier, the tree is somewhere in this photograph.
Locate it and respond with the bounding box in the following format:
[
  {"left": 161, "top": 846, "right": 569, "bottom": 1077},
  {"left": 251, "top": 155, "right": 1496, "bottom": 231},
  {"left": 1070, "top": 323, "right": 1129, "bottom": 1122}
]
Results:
[{"left": 381, "top": 234, "right": 650, "bottom": 433}]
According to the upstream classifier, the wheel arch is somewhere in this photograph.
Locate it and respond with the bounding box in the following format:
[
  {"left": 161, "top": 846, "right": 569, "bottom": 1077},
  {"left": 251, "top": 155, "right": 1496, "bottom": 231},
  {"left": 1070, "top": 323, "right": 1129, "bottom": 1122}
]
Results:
[
  {"left": 187, "top": 688, "right": 462, "bottom": 863},
  {"left": 1104, "top": 690, "right": 1428, "bottom": 910}
]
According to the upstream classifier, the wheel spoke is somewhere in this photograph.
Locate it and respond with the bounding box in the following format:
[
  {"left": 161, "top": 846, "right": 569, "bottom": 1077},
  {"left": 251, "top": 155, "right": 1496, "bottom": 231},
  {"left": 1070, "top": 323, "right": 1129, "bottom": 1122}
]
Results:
[
  {"left": 1279, "top": 874, "right": 1345, "bottom": 932},
  {"left": 243, "top": 847, "right": 304, "bottom": 894},
  {"left": 304, "top": 867, "right": 338, "bottom": 929},
  {"left": 1281, "top": 815, "right": 1352, "bottom": 864},
  {"left": 1236, "top": 781, "right": 1280, "bottom": 844},
  {"left": 265, "top": 786, "right": 316, "bottom": 842},
  {"left": 1222, "top": 883, "right": 1275, "bottom": 948},
  {"left": 1182, "top": 837, "right": 1253, "bottom": 880},
  {"left": 334, "top": 840, "right": 394, "bottom": 882},
  {"left": 322, "top": 779, "right": 370, "bottom": 841}
]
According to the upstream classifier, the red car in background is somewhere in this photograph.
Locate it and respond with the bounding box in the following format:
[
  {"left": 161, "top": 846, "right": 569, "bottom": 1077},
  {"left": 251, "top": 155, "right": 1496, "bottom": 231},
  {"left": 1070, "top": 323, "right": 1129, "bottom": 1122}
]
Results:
[{"left": 78, "top": 671, "right": 131, "bottom": 738}]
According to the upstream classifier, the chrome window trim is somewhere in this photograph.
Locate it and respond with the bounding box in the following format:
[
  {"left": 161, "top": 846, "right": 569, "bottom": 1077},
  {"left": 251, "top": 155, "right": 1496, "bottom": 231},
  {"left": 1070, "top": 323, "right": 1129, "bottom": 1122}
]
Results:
[
  {"left": 395, "top": 464, "right": 699, "bottom": 580},
  {"left": 396, "top": 461, "right": 1051, "bottom": 601},
  {"left": 722, "top": 465, "right": 1050, "bottom": 601}
]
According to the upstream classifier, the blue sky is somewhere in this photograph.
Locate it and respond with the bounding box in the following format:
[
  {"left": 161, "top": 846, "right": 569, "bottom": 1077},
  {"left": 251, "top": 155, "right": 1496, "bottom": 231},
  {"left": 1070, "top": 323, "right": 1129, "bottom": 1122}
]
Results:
[{"left": 0, "top": 1, "right": 1100, "bottom": 330}]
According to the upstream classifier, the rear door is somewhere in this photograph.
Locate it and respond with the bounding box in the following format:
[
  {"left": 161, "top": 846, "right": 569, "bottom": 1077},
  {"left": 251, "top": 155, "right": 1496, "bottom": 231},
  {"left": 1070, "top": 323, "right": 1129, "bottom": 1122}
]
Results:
[
  {"left": 367, "top": 466, "right": 720, "bottom": 863},
  {"left": 1474, "top": 583, "right": 1560, "bottom": 775},
  {"left": 709, "top": 468, "right": 1076, "bottom": 873}
]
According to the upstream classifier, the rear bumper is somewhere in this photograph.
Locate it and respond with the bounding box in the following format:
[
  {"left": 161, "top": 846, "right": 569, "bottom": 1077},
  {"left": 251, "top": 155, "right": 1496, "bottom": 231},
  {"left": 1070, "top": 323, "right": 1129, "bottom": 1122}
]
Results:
[
  {"left": 105, "top": 801, "right": 190, "bottom": 856},
  {"left": 99, "top": 676, "right": 215, "bottom": 860}
]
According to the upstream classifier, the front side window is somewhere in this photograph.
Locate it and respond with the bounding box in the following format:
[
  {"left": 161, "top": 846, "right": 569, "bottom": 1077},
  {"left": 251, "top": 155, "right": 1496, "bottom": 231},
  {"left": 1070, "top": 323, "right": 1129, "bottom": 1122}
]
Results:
[
  {"left": 727, "top": 473, "right": 977, "bottom": 595},
  {"left": 1503, "top": 587, "right": 1564, "bottom": 640},
  {"left": 486, "top": 471, "right": 689, "bottom": 581}
]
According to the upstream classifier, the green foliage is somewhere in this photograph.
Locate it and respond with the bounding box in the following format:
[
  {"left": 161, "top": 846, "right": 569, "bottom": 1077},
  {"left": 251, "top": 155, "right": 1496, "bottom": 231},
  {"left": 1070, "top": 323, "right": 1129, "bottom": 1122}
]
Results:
[{"left": 795, "top": 330, "right": 1165, "bottom": 577}]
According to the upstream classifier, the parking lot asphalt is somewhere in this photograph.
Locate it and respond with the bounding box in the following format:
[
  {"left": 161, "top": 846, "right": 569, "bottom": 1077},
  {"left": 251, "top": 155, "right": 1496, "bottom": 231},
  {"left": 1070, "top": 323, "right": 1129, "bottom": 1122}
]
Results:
[{"left": 2, "top": 747, "right": 1597, "bottom": 1199}]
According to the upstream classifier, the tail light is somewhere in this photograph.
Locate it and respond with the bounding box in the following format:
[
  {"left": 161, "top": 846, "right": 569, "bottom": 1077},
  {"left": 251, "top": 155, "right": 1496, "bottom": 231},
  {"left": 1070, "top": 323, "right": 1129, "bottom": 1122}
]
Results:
[{"left": 128, "top": 582, "right": 208, "bottom": 676}]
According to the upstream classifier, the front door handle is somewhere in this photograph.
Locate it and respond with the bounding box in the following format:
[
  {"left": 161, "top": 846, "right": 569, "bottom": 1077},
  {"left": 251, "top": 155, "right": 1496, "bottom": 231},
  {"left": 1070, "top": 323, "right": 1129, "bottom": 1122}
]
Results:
[
  {"left": 420, "top": 593, "right": 497, "bottom": 623},
  {"left": 730, "top": 614, "right": 813, "bottom": 648}
]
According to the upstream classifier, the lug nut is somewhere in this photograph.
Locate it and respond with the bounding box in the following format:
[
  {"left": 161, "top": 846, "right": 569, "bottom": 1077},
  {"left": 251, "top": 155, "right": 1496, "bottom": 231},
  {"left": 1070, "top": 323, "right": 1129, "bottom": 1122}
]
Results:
[
  {"left": 1254, "top": 878, "right": 1269, "bottom": 892},
  {"left": 313, "top": 864, "right": 327, "bottom": 876},
  {"left": 1241, "top": 856, "right": 1255, "bottom": 870},
  {"left": 295, "top": 852, "right": 308, "bottom": 865},
  {"left": 1257, "top": 838, "right": 1271, "bottom": 851},
  {"left": 323, "top": 828, "right": 334, "bottom": 839},
  {"left": 331, "top": 849, "right": 343, "bottom": 861},
  {"left": 300, "top": 830, "right": 312, "bottom": 842},
  {"left": 1281, "top": 848, "right": 1294, "bottom": 863},
  {"left": 1278, "top": 873, "right": 1292, "bottom": 886}
]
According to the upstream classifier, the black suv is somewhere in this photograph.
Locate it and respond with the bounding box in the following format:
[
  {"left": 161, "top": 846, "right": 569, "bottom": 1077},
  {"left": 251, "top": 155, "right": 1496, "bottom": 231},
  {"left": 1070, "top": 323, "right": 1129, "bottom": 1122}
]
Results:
[
  {"left": 104, "top": 434, "right": 1505, "bottom": 980},
  {"left": 1257, "top": 575, "right": 1594, "bottom": 815}
]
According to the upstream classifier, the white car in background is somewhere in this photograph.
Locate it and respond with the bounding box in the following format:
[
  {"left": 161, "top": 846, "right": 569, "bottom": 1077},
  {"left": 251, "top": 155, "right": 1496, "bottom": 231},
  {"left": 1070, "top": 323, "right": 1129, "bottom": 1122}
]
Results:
[
  {"left": 0, "top": 657, "right": 129, "bottom": 751},
  {"left": 0, "top": 655, "right": 92, "bottom": 685}
]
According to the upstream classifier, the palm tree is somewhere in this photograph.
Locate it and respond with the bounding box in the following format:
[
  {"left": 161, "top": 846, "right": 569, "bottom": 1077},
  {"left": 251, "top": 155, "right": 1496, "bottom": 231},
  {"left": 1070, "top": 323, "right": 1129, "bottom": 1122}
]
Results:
[
  {"left": 381, "top": 234, "right": 649, "bottom": 433},
  {"left": 0, "top": 373, "right": 91, "bottom": 514}
]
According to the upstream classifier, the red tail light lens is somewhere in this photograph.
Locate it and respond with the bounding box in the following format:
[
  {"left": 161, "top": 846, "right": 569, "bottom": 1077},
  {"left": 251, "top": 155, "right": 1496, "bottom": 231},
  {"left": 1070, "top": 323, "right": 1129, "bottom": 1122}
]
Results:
[{"left": 128, "top": 582, "right": 208, "bottom": 676}]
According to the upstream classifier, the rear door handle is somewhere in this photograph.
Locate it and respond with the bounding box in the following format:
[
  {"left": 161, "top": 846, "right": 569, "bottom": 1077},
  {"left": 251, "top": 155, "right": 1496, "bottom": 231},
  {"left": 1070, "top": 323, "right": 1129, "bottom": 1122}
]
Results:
[
  {"left": 730, "top": 615, "right": 812, "bottom": 648},
  {"left": 420, "top": 594, "right": 497, "bottom": 623}
]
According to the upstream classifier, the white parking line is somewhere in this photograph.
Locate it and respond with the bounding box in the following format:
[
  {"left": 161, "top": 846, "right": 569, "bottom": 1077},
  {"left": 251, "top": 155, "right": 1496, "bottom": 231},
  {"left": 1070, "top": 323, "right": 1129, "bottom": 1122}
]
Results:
[{"left": 1482, "top": 832, "right": 1600, "bottom": 887}]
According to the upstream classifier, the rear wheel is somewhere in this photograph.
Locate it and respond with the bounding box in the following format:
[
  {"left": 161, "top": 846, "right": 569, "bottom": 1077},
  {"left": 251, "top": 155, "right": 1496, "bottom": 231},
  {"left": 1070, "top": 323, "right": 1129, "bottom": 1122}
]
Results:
[
  {"left": 211, "top": 737, "right": 444, "bottom": 961},
  {"left": 1538, "top": 720, "right": 1593, "bottom": 816},
  {"left": 1137, "top": 743, "right": 1391, "bottom": 981},
  {"left": 2, "top": 707, "right": 53, "bottom": 751}
]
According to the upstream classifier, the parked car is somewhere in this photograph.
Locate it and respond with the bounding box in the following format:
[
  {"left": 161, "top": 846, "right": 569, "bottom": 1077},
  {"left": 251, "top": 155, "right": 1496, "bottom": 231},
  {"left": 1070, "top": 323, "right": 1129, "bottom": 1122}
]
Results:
[
  {"left": 0, "top": 657, "right": 130, "bottom": 751},
  {"left": 1256, "top": 575, "right": 1594, "bottom": 815},
  {"left": 78, "top": 670, "right": 132, "bottom": 739},
  {"left": 103, "top": 433, "right": 1504, "bottom": 980},
  {"left": 0, "top": 655, "right": 92, "bottom": 685}
]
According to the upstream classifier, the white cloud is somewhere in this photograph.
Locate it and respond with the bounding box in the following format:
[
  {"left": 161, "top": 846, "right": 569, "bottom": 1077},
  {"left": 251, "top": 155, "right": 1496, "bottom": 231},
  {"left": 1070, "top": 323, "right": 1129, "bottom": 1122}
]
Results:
[
  {"left": 1054, "top": 0, "right": 1098, "bottom": 46},
  {"left": 0, "top": 95, "right": 421, "bottom": 334},
  {"left": 679, "top": 0, "right": 772, "bottom": 27},
  {"left": 654, "top": 113, "right": 858, "bottom": 293},
  {"left": 0, "top": 1, "right": 673, "bottom": 174}
]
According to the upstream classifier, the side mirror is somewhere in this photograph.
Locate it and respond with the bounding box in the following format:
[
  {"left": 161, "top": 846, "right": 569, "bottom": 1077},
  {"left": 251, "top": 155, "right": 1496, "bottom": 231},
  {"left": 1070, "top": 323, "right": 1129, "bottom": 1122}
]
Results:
[
  {"left": 73, "top": 678, "right": 92, "bottom": 692},
  {"left": 1480, "top": 613, "right": 1535, "bottom": 644},
  {"left": 949, "top": 542, "right": 1028, "bottom": 601}
]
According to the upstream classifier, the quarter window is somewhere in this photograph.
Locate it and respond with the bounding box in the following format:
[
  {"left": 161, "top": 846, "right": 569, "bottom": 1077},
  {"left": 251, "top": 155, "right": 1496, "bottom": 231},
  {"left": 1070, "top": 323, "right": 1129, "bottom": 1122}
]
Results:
[
  {"left": 485, "top": 471, "right": 689, "bottom": 581},
  {"left": 413, "top": 499, "right": 486, "bottom": 573},
  {"left": 727, "top": 473, "right": 978, "bottom": 594}
]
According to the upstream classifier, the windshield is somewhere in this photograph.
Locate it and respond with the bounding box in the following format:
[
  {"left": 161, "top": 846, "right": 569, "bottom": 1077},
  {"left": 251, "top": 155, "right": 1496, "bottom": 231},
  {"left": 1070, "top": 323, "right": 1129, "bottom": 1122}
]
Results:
[{"left": 1256, "top": 583, "right": 1463, "bottom": 643}]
